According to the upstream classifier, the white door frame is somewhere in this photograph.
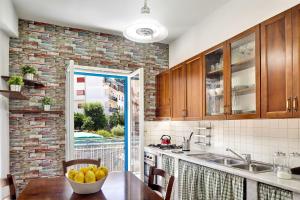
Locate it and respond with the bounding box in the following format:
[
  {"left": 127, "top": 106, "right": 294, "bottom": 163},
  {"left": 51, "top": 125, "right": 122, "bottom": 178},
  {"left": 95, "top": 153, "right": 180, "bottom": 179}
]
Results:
[{"left": 65, "top": 60, "right": 144, "bottom": 176}]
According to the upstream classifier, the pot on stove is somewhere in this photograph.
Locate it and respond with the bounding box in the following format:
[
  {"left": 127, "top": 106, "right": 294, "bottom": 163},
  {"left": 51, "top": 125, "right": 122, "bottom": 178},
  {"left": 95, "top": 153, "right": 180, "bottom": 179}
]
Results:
[{"left": 160, "top": 135, "right": 171, "bottom": 145}]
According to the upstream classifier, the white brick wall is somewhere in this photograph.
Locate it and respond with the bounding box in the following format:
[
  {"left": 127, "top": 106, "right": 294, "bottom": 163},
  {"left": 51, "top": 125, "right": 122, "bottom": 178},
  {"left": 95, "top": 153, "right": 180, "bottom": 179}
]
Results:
[{"left": 145, "top": 119, "right": 300, "bottom": 165}]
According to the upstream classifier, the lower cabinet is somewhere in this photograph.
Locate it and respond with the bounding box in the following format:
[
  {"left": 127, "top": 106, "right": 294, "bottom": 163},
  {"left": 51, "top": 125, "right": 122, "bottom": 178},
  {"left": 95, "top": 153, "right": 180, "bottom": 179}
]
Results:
[
  {"left": 178, "top": 160, "right": 245, "bottom": 200},
  {"left": 258, "top": 183, "right": 293, "bottom": 200},
  {"left": 162, "top": 155, "right": 175, "bottom": 200}
]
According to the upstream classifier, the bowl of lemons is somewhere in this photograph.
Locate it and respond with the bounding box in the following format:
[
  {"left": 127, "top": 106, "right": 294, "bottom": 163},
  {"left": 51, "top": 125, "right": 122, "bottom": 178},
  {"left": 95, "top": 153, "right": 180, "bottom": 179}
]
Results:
[{"left": 66, "top": 165, "right": 109, "bottom": 194}]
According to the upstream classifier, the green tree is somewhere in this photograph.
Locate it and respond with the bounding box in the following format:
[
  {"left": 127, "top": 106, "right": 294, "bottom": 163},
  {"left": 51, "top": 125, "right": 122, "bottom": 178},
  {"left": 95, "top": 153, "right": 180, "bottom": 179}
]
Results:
[
  {"left": 109, "top": 111, "right": 125, "bottom": 128},
  {"left": 111, "top": 125, "right": 124, "bottom": 136},
  {"left": 84, "top": 103, "right": 108, "bottom": 130},
  {"left": 74, "top": 112, "right": 85, "bottom": 130},
  {"left": 82, "top": 116, "right": 94, "bottom": 131}
]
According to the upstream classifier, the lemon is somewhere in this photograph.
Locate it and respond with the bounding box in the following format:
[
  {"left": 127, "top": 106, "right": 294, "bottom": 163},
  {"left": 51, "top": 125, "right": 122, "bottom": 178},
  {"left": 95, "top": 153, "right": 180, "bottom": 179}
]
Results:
[
  {"left": 95, "top": 169, "right": 105, "bottom": 181},
  {"left": 74, "top": 172, "right": 84, "bottom": 183},
  {"left": 67, "top": 169, "right": 78, "bottom": 180},
  {"left": 80, "top": 167, "right": 89, "bottom": 175},
  {"left": 85, "top": 170, "right": 96, "bottom": 183},
  {"left": 88, "top": 165, "right": 97, "bottom": 173},
  {"left": 98, "top": 166, "right": 109, "bottom": 176}
]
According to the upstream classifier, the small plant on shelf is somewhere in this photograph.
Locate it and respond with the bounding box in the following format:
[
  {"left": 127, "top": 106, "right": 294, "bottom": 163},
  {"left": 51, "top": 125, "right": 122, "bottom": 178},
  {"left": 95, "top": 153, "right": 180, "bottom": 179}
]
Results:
[
  {"left": 42, "top": 96, "right": 53, "bottom": 111},
  {"left": 21, "top": 65, "right": 37, "bottom": 80},
  {"left": 7, "top": 75, "right": 24, "bottom": 92}
]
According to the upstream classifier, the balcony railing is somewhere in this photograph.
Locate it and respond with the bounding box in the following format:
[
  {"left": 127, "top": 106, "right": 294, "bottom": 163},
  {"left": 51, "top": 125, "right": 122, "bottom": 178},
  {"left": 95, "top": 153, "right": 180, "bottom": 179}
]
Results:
[{"left": 74, "top": 142, "right": 124, "bottom": 172}]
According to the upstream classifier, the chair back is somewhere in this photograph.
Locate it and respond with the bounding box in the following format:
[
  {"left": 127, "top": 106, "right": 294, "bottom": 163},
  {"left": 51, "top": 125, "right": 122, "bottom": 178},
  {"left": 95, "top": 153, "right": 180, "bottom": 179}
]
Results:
[
  {"left": 0, "top": 174, "right": 16, "bottom": 200},
  {"left": 62, "top": 159, "right": 101, "bottom": 174},
  {"left": 148, "top": 166, "right": 175, "bottom": 200}
]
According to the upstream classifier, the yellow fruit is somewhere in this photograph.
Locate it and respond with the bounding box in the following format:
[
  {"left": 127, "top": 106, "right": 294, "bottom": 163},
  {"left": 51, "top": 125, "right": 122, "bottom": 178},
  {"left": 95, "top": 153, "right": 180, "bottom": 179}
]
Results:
[
  {"left": 80, "top": 167, "right": 89, "bottom": 175},
  {"left": 98, "top": 166, "right": 109, "bottom": 176},
  {"left": 74, "top": 172, "right": 84, "bottom": 183},
  {"left": 67, "top": 169, "right": 78, "bottom": 180},
  {"left": 88, "top": 165, "right": 97, "bottom": 173},
  {"left": 95, "top": 169, "right": 105, "bottom": 181},
  {"left": 85, "top": 170, "right": 96, "bottom": 183}
]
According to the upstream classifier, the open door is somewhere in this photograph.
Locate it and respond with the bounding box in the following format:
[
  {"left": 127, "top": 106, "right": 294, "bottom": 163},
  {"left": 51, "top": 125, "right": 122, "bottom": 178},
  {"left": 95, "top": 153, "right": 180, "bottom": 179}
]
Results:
[{"left": 127, "top": 68, "right": 144, "bottom": 178}]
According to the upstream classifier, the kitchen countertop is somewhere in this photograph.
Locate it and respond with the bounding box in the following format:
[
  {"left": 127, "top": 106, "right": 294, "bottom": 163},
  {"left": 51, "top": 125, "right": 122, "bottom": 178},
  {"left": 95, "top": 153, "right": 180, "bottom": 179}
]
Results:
[{"left": 144, "top": 146, "right": 300, "bottom": 194}]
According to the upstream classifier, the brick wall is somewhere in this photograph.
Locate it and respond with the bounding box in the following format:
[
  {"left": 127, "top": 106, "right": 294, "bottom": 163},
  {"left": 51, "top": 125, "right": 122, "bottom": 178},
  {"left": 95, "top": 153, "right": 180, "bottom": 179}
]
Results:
[{"left": 9, "top": 19, "right": 168, "bottom": 191}]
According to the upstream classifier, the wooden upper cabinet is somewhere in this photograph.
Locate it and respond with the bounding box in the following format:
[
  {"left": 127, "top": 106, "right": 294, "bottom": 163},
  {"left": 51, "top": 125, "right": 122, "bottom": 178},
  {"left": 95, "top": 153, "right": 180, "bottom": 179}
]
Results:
[
  {"left": 292, "top": 5, "right": 300, "bottom": 117},
  {"left": 261, "top": 10, "right": 293, "bottom": 118},
  {"left": 226, "top": 26, "right": 261, "bottom": 119},
  {"left": 155, "top": 70, "right": 170, "bottom": 119},
  {"left": 203, "top": 43, "right": 227, "bottom": 120},
  {"left": 185, "top": 57, "right": 203, "bottom": 120},
  {"left": 171, "top": 64, "right": 186, "bottom": 120}
]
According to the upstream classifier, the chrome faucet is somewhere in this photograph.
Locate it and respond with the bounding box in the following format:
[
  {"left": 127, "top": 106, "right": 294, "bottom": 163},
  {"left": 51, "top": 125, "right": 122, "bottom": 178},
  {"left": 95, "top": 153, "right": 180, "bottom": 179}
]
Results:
[{"left": 226, "top": 148, "right": 252, "bottom": 165}]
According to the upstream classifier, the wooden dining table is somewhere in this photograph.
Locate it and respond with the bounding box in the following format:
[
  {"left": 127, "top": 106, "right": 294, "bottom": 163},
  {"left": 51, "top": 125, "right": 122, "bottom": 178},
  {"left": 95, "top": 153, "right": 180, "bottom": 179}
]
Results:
[{"left": 18, "top": 172, "right": 163, "bottom": 200}]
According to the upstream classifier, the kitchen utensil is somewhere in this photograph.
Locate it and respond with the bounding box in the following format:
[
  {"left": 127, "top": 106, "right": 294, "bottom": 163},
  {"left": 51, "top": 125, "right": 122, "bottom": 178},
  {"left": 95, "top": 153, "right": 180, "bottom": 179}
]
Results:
[
  {"left": 273, "top": 152, "right": 286, "bottom": 173},
  {"left": 182, "top": 132, "right": 193, "bottom": 151},
  {"left": 160, "top": 135, "right": 171, "bottom": 145}
]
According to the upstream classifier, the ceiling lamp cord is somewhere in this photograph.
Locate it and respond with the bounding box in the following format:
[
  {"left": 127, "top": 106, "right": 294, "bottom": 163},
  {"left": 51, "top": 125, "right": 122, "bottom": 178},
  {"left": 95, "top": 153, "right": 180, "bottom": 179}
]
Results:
[{"left": 141, "top": 0, "right": 150, "bottom": 14}]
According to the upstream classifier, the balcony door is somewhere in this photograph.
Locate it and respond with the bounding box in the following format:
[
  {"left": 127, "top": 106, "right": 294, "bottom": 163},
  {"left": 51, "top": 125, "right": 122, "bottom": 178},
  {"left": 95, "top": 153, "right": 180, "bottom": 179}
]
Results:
[{"left": 66, "top": 61, "right": 144, "bottom": 177}]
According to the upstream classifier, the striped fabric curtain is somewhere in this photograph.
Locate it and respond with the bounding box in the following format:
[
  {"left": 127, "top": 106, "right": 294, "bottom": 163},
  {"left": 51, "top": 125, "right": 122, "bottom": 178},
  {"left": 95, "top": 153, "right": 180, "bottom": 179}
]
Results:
[
  {"left": 179, "top": 160, "right": 245, "bottom": 200},
  {"left": 258, "top": 183, "right": 293, "bottom": 200},
  {"left": 162, "top": 154, "right": 175, "bottom": 199}
]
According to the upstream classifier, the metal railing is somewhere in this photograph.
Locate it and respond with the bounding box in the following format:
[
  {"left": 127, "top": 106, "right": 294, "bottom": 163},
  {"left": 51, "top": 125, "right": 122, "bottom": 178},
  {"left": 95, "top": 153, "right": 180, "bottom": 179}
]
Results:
[{"left": 74, "top": 142, "right": 124, "bottom": 172}]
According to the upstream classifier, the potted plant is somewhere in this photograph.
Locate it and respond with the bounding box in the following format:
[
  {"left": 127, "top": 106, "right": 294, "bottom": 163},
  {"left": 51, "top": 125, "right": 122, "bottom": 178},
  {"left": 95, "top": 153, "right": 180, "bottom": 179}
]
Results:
[
  {"left": 21, "top": 65, "right": 37, "bottom": 80},
  {"left": 7, "top": 76, "right": 24, "bottom": 92},
  {"left": 42, "top": 97, "right": 53, "bottom": 111}
]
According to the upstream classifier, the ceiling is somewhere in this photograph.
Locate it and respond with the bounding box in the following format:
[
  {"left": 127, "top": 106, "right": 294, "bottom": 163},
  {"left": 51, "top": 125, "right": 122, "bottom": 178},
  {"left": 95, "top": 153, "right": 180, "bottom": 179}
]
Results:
[{"left": 12, "top": 0, "right": 229, "bottom": 43}]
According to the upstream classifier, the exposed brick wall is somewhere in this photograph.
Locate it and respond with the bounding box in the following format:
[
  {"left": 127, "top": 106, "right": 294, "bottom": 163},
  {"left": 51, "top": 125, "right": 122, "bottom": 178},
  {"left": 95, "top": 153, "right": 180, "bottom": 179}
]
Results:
[{"left": 9, "top": 19, "right": 168, "bottom": 191}]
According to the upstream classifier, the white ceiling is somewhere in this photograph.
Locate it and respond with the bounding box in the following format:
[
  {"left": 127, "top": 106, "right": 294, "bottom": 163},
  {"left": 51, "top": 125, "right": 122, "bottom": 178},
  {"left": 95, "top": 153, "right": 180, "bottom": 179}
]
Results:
[{"left": 12, "top": 0, "right": 229, "bottom": 43}]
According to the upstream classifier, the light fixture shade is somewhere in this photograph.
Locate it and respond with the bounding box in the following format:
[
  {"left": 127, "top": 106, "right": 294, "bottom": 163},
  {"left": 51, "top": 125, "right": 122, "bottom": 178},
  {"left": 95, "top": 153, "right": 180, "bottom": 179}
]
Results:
[{"left": 123, "top": 17, "right": 168, "bottom": 43}]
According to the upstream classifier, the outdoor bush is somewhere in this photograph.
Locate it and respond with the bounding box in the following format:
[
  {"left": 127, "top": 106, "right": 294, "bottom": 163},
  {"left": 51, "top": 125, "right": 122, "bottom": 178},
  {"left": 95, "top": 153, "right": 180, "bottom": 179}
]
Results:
[
  {"left": 84, "top": 103, "right": 108, "bottom": 130},
  {"left": 74, "top": 112, "right": 85, "bottom": 130},
  {"left": 96, "top": 130, "right": 113, "bottom": 138},
  {"left": 82, "top": 116, "right": 94, "bottom": 131},
  {"left": 109, "top": 111, "right": 124, "bottom": 128},
  {"left": 111, "top": 125, "right": 124, "bottom": 136}
]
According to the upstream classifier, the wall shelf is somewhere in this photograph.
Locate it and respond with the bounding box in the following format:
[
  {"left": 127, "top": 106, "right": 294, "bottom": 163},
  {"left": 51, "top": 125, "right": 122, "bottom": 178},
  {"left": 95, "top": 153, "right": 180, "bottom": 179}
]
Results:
[
  {"left": 1, "top": 76, "right": 45, "bottom": 88},
  {"left": 0, "top": 90, "right": 29, "bottom": 100},
  {"left": 9, "top": 109, "right": 64, "bottom": 115}
]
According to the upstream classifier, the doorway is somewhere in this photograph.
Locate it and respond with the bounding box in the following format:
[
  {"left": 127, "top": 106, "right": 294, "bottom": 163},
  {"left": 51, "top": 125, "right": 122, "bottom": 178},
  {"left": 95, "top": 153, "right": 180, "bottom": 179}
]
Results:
[{"left": 66, "top": 62, "right": 144, "bottom": 176}]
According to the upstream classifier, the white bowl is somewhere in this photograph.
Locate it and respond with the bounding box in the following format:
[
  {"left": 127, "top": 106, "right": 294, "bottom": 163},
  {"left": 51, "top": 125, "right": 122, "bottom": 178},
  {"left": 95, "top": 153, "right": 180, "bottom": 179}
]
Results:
[{"left": 66, "top": 174, "right": 107, "bottom": 194}]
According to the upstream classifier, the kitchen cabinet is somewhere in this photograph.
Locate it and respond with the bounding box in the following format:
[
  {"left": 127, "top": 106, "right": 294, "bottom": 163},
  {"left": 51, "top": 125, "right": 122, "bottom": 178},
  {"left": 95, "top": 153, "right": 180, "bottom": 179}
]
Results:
[
  {"left": 226, "top": 26, "right": 261, "bottom": 119},
  {"left": 261, "top": 10, "right": 293, "bottom": 118},
  {"left": 155, "top": 70, "right": 171, "bottom": 119},
  {"left": 203, "top": 43, "right": 227, "bottom": 120},
  {"left": 170, "top": 64, "right": 186, "bottom": 120},
  {"left": 292, "top": 5, "right": 300, "bottom": 118},
  {"left": 185, "top": 57, "right": 203, "bottom": 120}
]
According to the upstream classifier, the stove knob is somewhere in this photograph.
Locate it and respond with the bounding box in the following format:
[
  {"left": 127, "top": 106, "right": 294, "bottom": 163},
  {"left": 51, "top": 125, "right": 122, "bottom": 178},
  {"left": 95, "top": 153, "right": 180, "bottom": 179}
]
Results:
[{"left": 149, "top": 156, "right": 152, "bottom": 159}]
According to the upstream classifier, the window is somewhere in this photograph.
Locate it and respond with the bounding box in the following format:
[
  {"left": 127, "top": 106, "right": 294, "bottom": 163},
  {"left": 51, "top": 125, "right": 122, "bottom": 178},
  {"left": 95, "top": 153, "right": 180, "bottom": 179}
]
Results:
[
  {"left": 76, "top": 90, "right": 85, "bottom": 95},
  {"left": 77, "top": 77, "right": 85, "bottom": 83}
]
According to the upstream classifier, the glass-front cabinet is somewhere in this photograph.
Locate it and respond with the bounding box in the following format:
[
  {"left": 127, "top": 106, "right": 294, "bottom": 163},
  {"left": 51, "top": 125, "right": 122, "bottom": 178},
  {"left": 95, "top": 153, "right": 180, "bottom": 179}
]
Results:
[
  {"left": 227, "top": 26, "right": 260, "bottom": 119},
  {"left": 203, "top": 26, "right": 260, "bottom": 120},
  {"left": 203, "top": 44, "right": 226, "bottom": 119}
]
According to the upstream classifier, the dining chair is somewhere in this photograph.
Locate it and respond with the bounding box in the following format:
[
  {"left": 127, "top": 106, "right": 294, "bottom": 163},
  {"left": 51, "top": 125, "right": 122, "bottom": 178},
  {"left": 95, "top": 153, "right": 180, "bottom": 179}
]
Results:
[
  {"left": 0, "top": 174, "right": 17, "bottom": 200},
  {"left": 148, "top": 166, "right": 175, "bottom": 200},
  {"left": 62, "top": 158, "right": 101, "bottom": 174}
]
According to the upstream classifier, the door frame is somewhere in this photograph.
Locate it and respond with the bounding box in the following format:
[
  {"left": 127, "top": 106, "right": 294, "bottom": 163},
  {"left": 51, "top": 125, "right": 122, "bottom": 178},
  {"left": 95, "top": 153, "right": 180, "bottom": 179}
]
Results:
[{"left": 65, "top": 60, "right": 144, "bottom": 173}]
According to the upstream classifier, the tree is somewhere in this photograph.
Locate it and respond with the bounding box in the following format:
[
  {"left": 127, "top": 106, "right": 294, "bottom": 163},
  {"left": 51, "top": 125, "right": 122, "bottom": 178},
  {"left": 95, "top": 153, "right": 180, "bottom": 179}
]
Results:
[
  {"left": 84, "top": 103, "right": 108, "bottom": 130},
  {"left": 82, "top": 116, "right": 94, "bottom": 131},
  {"left": 74, "top": 112, "right": 85, "bottom": 130},
  {"left": 109, "top": 111, "right": 125, "bottom": 128}
]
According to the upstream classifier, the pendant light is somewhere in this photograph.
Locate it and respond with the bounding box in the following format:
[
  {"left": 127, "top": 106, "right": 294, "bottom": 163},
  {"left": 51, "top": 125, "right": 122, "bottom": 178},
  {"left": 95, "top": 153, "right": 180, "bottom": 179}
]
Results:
[{"left": 123, "top": 0, "right": 168, "bottom": 43}]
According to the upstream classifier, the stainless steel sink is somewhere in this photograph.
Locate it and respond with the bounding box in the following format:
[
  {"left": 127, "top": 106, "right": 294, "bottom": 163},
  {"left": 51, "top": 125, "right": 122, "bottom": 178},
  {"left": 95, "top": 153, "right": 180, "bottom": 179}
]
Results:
[
  {"left": 232, "top": 163, "right": 273, "bottom": 173},
  {"left": 210, "top": 158, "right": 245, "bottom": 166},
  {"left": 186, "top": 152, "right": 273, "bottom": 174}
]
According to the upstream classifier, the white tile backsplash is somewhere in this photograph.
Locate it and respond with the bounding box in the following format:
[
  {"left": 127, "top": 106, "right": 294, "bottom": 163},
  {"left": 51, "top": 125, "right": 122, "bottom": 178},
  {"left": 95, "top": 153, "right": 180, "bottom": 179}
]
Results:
[{"left": 144, "top": 119, "right": 300, "bottom": 165}]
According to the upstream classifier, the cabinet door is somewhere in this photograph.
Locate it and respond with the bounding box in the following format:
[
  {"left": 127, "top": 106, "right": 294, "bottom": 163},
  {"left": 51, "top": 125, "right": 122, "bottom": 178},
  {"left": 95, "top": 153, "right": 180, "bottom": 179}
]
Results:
[
  {"left": 261, "top": 11, "right": 293, "bottom": 118},
  {"left": 292, "top": 5, "right": 300, "bottom": 117},
  {"left": 203, "top": 44, "right": 227, "bottom": 120},
  {"left": 171, "top": 64, "right": 186, "bottom": 120},
  {"left": 227, "top": 26, "right": 261, "bottom": 119},
  {"left": 155, "top": 70, "right": 170, "bottom": 119},
  {"left": 186, "top": 57, "right": 203, "bottom": 120}
]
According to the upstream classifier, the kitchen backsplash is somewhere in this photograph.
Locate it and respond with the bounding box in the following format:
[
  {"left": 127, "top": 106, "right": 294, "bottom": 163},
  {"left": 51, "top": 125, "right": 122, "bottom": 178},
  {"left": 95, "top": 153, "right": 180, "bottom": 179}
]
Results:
[{"left": 144, "top": 119, "right": 300, "bottom": 165}]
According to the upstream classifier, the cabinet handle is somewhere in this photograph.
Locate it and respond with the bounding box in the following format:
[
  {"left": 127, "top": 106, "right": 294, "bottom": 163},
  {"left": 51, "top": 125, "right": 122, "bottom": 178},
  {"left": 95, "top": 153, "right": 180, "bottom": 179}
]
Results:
[
  {"left": 293, "top": 97, "right": 298, "bottom": 111},
  {"left": 286, "top": 97, "right": 292, "bottom": 112}
]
